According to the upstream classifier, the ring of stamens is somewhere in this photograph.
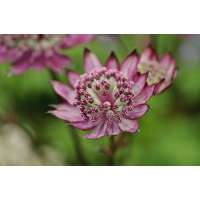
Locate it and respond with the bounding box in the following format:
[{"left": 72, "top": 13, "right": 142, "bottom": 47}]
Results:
[{"left": 73, "top": 67, "right": 137, "bottom": 123}]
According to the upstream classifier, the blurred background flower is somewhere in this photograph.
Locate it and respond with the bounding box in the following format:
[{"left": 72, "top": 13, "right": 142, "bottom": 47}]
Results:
[
  {"left": 0, "top": 123, "right": 65, "bottom": 165},
  {"left": 0, "top": 34, "right": 200, "bottom": 165},
  {"left": 0, "top": 34, "right": 93, "bottom": 74}
]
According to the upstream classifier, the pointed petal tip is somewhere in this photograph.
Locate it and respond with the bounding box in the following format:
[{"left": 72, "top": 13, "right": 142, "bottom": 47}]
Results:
[
  {"left": 47, "top": 110, "right": 55, "bottom": 115},
  {"left": 124, "top": 49, "right": 139, "bottom": 61},
  {"left": 142, "top": 45, "right": 157, "bottom": 57},
  {"left": 129, "top": 49, "right": 138, "bottom": 57},
  {"left": 146, "top": 44, "right": 155, "bottom": 51},
  {"left": 110, "top": 51, "right": 120, "bottom": 61},
  {"left": 107, "top": 51, "right": 118, "bottom": 60},
  {"left": 147, "top": 43, "right": 153, "bottom": 48},
  {"left": 51, "top": 80, "right": 60, "bottom": 88},
  {"left": 110, "top": 51, "right": 117, "bottom": 58},
  {"left": 105, "top": 51, "right": 120, "bottom": 70},
  {"left": 165, "top": 52, "right": 173, "bottom": 59},
  {"left": 84, "top": 48, "right": 91, "bottom": 55},
  {"left": 121, "top": 49, "right": 139, "bottom": 79},
  {"left": 48, "top": 104, "right": 58, "bottom": 109},
  {"left": 83, "top": 48, "right": 102, "bottom": 73},
  {"left": 126, "top": 49, "right": 139, "bottom": 61}
]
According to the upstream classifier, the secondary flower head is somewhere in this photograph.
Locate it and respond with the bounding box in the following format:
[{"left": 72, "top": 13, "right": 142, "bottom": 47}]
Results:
[
  {"left": 137, "top": 46, "right": 177, "bottom": 94},
  {"left": 50, "top": 49, "right": 155, "bottom": 139},
  {"left": 0, "top": 34, "right": 93, "bottom": 74}
]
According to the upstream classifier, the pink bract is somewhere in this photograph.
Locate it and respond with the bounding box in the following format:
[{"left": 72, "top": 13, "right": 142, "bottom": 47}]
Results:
[
  {"left": 0, "top": 34, "right": 94, "bottom": 74},
  {"left": 137, "top": 46, "right": 177, "bottom": 94},
  {"left": 50, "top": 49, "right": 155, "bottom": 139}
]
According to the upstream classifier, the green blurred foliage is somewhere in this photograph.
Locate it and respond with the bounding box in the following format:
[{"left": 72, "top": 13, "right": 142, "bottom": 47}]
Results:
[{"left": 0, "top": 34, "right": 200, "bottom": 165}]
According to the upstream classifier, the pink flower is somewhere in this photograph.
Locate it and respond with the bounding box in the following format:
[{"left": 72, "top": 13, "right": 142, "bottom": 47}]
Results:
[
  {"left": 50, "top": 49, "right": 154, "bottom": 139},
  {"left": 137, "top": 46, "right": 177, "bottom": 94},
  {"left": 0, "top": 34, "right": 93, "bottom": 74}
]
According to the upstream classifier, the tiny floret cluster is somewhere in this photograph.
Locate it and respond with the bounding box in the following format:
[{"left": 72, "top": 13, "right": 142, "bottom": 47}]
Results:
[
  {"left": 50, "top": 47, "right": 177, "bottom": 139},
  {"left": 137, "top": 47, "right": 177, "bottom": 94}
]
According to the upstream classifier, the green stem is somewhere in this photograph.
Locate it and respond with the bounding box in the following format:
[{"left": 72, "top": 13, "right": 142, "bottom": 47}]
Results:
[
  {"left": 107, "top": 136, "right": 116, "bottom": 165},
  {"left": 106, "top": 134, "right": 129, "bottom": 166},
  {"left": 68, "top": 125, "right": 88, "bottom": 165},
  {"left": 49, "top": 70, "right": 87, "bottom": 165}
]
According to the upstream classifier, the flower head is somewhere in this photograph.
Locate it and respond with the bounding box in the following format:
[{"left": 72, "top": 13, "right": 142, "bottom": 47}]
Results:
[
  {"left": 50, "top": 49, "right": 155, "bottom": 139},
  {"left": 137, "top": 46, "right": 177, "bottom": 94},
  {"left": 0, "top": 34, "right": 93, "bottom": 74}
]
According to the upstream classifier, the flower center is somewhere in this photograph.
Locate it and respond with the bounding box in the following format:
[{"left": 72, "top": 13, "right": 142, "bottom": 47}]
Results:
[
  {"left": 138, "top": 61, "right": 166, "bottom": 85},
  {"left": 138, "top": 62, "right": 151, "bottom": 74},
  {"left": 147, "top": 66, "right": 166, "bottom": 85},
  {"left": 74, "top": 68, "right": 137, "bottom": 123}
]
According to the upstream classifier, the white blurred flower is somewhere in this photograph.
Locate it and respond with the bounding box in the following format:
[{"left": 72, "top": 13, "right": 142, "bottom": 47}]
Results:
[{"left": 0, "top": 123, "right": 65, "bottom": 165}]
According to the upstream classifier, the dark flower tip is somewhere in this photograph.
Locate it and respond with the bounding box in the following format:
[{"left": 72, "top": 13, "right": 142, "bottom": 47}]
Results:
[
  {"left": 146, "top": 43, "right": 154, "bottom": 49},
  {"left": 109, "top": 51, "right": 119, "bottom": 60},
  {"left": 128, "top": 49, "right": 138, "bottom": 57},
  {"left": 84, "top": 48, "right": 91, "bottom": 55}
]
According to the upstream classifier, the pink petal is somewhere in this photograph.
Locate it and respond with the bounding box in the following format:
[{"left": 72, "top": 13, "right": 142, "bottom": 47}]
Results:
[
  {"left": 9, "top": 48, "right": 23, "bottom": 61},
  {"left": 119, "top": 119, "right": 139, "bottom": 133},
  {"left": 106, "top": 121, "right": 121, "bottom": 136},
  {"left": 121, "top": 50, "right": 139, "bottom": 79},
  {"left": 72, "top": 120, "right": 99, "bottom": 130},
  {"left": 31, "top": 54, "right": 46, "bottom": 69},
  {"left": 160, "top": 53, "right": 172, "bottom": 67},
  {"left": 154, "top": 59, "right": 176, "bottom": 94},
  {"left": 68, "top": 71, "right": 80, "bottom": 88},
  {"left": 49, "top": 104, "right": 83, "bottom": 122},
  {"left": 132, "top": 85, "right": 154, "bottom": 106},
  {"left": 85, "top": 122, "right": 107, "bottom": 139},
  {"left": 126, "top": 104, "right": 149, "bottom": 120},
  {"left": 0, "top": 46, "right": 7, "bottom": 62},
  {"left": 62, "top": 34, "right": 94, "bottom": 48},
  {"left": 154, "top": 81, "right": 171, "bottom": 95},
  {"left": 105, "top": 51, "right": 120, "bottom": 70},
  {"left": 141, "top": 46, "right": 156, "bottom": 61},
  {"left": 11, "top": 51, "right": 32, "bottom": 74},
  {"left": 165, "top": 59, "right": 176, "bottom": 81},
  {"left": 84, "top": 48, "right": 102, "bottom": 73},
  {"left": 51, "top": 81, "right": 75, "bottom": 105},
  {"left": 47, "top": 53, "right": 70, "bottom": 73},
  {"left": 132, "top": 74, "right": 147, "bottom": 96},
  {"left": 137, "top": 47, "right": 158, "bottom": 75},
  {"left": 85, "top": 120, "right": 121, "bottom": 139},
  {"left": 11, "top": 63, "right": 30, "bottom": 74}
]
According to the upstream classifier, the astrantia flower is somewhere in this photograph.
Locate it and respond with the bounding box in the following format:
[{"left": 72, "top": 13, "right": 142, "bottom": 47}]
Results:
[
  {"left": 50, "top": 49, "right": 155, "bottom": 139},
  {"left": 137, "top": 46, "right": 177, "bottom": 94},
  {"left": 0, "top": 34, "right": 93, "bottom": 74}
]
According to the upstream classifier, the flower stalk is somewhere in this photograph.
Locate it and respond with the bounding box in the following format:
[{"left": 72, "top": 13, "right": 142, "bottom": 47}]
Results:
[
  {"left": 49, "top": 70, "right": 88, "bottom": 165},
  {"left": 106, "top": 134, "right": 129, "bottom": 165},
  {"left": 68, "top": 125, "right": 88, "bottom": 165}
]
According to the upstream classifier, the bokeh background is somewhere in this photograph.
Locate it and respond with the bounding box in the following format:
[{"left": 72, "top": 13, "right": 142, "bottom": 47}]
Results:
[{"left": 0, "top": 34, "right": 199, "bottom": 165}]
